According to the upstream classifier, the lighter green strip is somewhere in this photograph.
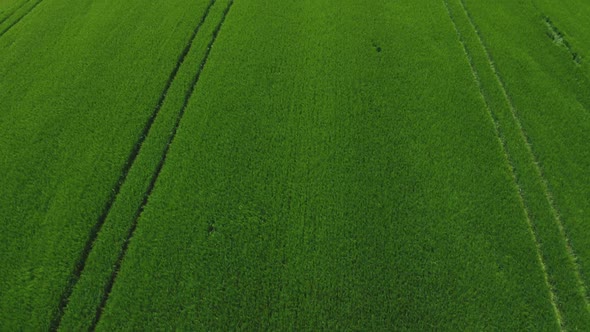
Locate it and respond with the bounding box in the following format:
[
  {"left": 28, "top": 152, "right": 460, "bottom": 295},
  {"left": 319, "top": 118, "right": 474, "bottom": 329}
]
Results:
[
  {"left": 458, "top": 0, "right": 590, "bottom": 311},
  {"left": 442, "top": 1, "right": 564, "bottom": 329}
]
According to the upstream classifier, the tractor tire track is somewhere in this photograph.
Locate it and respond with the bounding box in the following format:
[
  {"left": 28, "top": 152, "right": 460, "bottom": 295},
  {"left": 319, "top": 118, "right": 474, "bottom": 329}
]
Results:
[
  {"left": 0, "top": 0, "right": 42, "bottom": 39},
  {"left": 0, "top": 0, "right": 31, "bottom": 27},
  {"left": 90, "top": 0, "right": 235, "bottom": 329},
  {"left": 49, "top": 0, "right": 217, "bottom": 330},
  {"left": 443, "top": 1, "right": 564, "bottom": 328},
  {"left": 458, "top": 0, "right": 590, "bottom": 309}
]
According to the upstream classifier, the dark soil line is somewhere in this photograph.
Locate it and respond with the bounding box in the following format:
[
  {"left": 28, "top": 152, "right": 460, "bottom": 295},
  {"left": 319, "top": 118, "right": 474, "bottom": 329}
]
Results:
[
  {"left": 49, "top": 1, "right": 217, "bottom": 330},
  {"left": 89, "top": 0, "right": 235, "bottom": 330}
]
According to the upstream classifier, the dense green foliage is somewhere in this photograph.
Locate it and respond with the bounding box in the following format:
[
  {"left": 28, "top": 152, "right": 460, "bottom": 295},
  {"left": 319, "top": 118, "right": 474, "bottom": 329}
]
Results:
[
  {"left": 0, "top": 0, "right": 216, "bottom": 329},
  {"left": 459, "top": 0, "right": 590, "bottom": 329},
  {"left": 1, "top": 0, "right": 589, "bottom": 330},
  {"left": 445, "top": 0, "right": 590, "bottom": 328},
  {"left": 0, "top": 0, "right": 25, "bottom": 19},
  {"left": 59, "top": 0, "right": 232, "bottom": 330}
]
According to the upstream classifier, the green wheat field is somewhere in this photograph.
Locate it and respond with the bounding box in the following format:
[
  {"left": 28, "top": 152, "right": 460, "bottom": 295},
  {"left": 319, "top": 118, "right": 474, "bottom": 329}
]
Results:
[{"left": 1, "top": 0, "right": 590, "bottom": 330}]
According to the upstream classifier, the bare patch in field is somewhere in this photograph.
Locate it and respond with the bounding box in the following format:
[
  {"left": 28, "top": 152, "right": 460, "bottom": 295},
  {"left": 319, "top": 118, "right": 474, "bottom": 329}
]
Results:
[{"left": 543, "top": 16, "right": 582, "bottom": 65}]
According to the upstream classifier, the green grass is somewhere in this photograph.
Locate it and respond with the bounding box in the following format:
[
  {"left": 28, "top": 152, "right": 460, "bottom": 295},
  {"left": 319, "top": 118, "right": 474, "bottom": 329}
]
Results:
[
  {"left": 0, "top": 0, "right": 26, "bottom": 18},
  {"left": 0, "top": 0, "right": 27, "bottom": 17},
  {"left": 0, "top": 0, "right": 219, "bottom": 329},
  {"left": 96, "top": 0, "right": 558, "bottom": 329},
  {"left": 58, "top": 0, "right": 233, "bottom": 330},
  {"left": 1, "top": 0, "right": 590, "bottom": 330},
  {"left": 444, "top": 0, "right": 590, "bottom": 328},
  {"left": 459, "top": 0, "right": 590, "bottom": 329},
  {"left": 0, "top": 0, "right": 42, "bottom": 37},
  {"left": 534, "top": 0, "right": 590, "bottom": 63}
]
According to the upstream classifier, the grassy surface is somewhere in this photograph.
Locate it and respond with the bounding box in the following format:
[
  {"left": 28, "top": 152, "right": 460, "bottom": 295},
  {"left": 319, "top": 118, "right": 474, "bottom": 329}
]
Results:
[
  {"left": 534, "top": 0, "right": 590, "bottom": 63},
  {"left": 1, "top": 0, "right": 589, "bottom": 330},
  {"left": 444, "top": 0, "right": 590, "bottom": 328},
  {"left": 96, "top": 0, "right": 558, "bottom": 329},
  {"left": 460, "top": 0, "right": 590, "bottom": 329},
  {"left": 0, "top": 0, "right": 26, "bottom": 18},
  {"left": 0, "top": 0, "right": 42, "bottom": 37},
  {"left": 58, "top": 0, "right": 233, "bottom": 330},
  {"left": 0, "top": 0, "right": 215, "bottom": 329}
]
